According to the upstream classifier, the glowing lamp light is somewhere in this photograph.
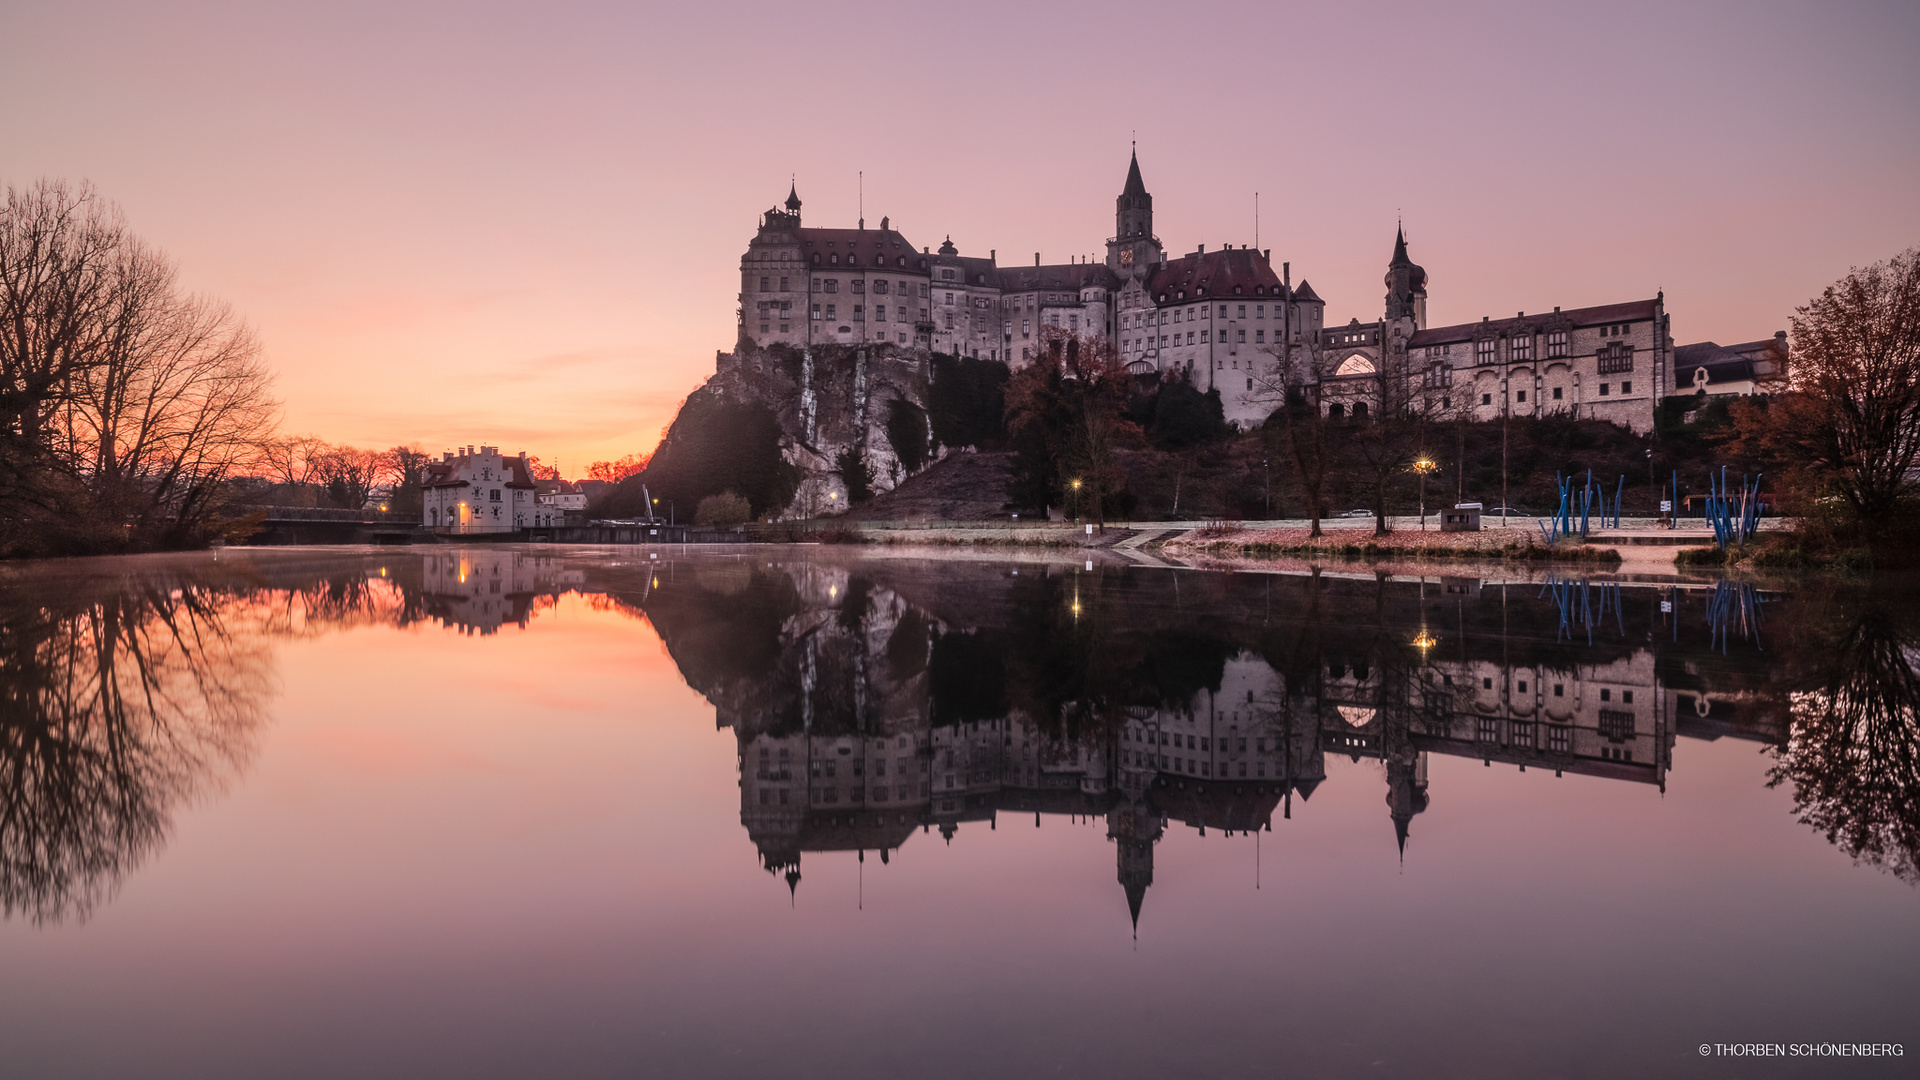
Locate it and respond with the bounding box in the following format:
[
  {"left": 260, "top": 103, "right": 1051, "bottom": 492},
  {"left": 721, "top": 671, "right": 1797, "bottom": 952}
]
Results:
[{"left": 1412, "top": 630, "right": 1438, "bottom": 649}]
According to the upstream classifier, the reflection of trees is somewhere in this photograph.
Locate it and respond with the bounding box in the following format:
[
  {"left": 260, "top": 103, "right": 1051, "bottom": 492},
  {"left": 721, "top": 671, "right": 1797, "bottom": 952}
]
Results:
[
  {"left": 0, "top": 580, "right": 270, "bottom": 923},
  {"left": 1769, "top": 596, "right": 1920, "bottom": 883}
]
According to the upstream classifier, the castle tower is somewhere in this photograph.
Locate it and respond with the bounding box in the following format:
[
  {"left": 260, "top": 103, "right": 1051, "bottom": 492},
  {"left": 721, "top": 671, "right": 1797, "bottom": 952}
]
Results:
[
  {"left": 1106, "top": 148, "right": 1162, "bottom": 279},
  {"left": 1385, "top": 224, "right": 1428, "bottom": 329},
  {"left": 784, "top": 181, "right": 802, "bottom": 224}
]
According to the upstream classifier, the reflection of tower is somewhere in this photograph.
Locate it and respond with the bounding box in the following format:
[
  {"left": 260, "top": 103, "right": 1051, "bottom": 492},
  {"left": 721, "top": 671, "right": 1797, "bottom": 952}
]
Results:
[
  {"left": 1384, "top": 750, "right": 1429, "bottom": 860},
  {"left": 1107, "top": 799, "right": 1162, "bottom": 935}
]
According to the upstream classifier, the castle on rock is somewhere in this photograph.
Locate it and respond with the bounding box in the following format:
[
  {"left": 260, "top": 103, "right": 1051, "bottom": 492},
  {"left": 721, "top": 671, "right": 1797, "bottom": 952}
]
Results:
[{"left": 739, "top": 151, "right": 1680, "bottom": 433}]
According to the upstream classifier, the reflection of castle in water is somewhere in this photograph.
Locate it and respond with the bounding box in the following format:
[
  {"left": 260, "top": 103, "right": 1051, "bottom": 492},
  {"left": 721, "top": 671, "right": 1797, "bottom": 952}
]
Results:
[{"left": 672, "top": 563, "right": 1712, "bottom": 930}]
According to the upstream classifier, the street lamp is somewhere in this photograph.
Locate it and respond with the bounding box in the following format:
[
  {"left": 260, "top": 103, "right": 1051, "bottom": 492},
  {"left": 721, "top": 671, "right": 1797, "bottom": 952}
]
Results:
[
  {"left": 1070, "top": 477, "right": 1082, "bottom": 523},
  {"left": 1412, "top": 457, "right": 1438, "bottom": 530}
]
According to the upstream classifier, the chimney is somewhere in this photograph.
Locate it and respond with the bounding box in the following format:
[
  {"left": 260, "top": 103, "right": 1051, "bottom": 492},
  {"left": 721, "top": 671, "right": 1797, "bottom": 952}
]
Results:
[
  {"left": 1198, "top": 244, "right": 1205, "bottom": 254},
  {"left": 1264, "top": 249, "right": 1270, "bottom": 260},
  {"left": 990, "top": 249, "right": 995, "bottom": 262},
  {"left": 1035, "top": 253, "right": 1041, "bottom": 266}
]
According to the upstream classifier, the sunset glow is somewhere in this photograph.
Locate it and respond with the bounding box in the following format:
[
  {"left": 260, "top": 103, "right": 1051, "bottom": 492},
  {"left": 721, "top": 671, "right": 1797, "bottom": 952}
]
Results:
[{"left": 4, "top": 0, "right": 1914, "bottom": 470}]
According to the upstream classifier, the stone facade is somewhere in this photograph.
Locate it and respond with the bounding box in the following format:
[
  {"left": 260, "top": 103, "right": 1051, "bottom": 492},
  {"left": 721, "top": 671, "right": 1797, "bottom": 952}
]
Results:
[{"left": 421, "top": 445, "right": 561, "bottom": 533}]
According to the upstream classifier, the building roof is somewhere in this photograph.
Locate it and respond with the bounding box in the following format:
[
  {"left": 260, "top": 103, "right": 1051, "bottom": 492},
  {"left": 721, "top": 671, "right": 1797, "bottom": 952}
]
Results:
[
  {"left": 1290, "top": 279, "right": 1323, "bottom": 304},
  {"left": 1674, "top": 341, "right": 1757, "bottom": 383},
  {"left": 1407, "top": 298, "right": 1661, "bottom": 348},
  {"left": 1146, "top": 248, "right": 1284, "bottom": 304},
  {"left": 996, "top": 262, "right": 1120, "bottom": 293},
  {"left": 423, "top": 451, "right": 540, "bottom": 490},
  {"left": 795, "top": 227, "right": 924, "bottom": 270}
]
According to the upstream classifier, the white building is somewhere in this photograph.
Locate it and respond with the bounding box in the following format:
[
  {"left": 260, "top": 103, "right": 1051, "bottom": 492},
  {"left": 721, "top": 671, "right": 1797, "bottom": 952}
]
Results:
[{"left": 422, "top": 445, "right": 559, "bottom": 533}]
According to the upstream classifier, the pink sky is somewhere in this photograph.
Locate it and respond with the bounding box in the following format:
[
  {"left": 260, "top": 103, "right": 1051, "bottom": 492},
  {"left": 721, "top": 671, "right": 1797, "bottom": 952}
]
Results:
[{"left": 4, "top": 0, "right": 1916, "bottom": 474}]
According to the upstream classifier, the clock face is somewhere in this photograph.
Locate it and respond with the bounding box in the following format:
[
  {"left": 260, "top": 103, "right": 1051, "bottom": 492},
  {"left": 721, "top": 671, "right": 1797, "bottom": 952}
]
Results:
[{"left": 1120, "top": 249, "right": 1134, "bottom": 267}]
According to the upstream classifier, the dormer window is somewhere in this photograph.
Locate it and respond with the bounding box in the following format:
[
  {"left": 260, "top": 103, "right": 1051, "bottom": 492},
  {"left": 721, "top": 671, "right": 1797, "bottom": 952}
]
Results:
[{"left": 830, "top": 254, "right": 838, "bottom": 265}]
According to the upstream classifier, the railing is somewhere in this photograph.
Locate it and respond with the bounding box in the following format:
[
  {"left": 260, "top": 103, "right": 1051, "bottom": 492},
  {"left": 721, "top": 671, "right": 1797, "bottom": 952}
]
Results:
[{"left": 230, "top": 504, "right": 414, "bottom": 524}]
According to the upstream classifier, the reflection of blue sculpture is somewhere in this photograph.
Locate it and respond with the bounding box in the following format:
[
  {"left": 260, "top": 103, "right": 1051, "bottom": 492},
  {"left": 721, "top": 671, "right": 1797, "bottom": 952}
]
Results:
[
  {"left": 1707, "top": 579, "right": 1766, "bottom": 654},
  {"left": 1540, "top": 574, "right": 1627, "bottom": 645}
]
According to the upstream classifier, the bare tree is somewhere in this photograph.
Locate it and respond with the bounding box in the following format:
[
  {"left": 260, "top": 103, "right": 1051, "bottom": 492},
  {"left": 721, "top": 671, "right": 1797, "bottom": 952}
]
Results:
[
  {"left": 258, "top": 434, "right": 330, "bottom": 492},
  {"left": 0, "top": 181, "right": 126, "bottom": 509},
  {"left": 51, "top": 238, "right": 276, "bottom": 541},
  {"left": 310, "top": 443, "right": 385, "bottom": 509},
  {"left": 1251, "top": 329, "right": 1335, "bottom": 536}
]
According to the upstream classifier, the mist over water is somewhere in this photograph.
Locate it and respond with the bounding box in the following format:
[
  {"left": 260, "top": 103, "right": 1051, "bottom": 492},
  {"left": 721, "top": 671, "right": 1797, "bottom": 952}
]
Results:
[{"left": 1, "top": 547, "right": 1915, "bottom": 1078}]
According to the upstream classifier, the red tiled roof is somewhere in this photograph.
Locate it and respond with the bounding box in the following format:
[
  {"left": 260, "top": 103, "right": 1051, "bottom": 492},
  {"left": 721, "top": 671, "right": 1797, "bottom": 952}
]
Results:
[
  {"left": 1408, "top": 298, "right": 1660, "bottom": 347},
  {"left": 1146, "top": 248, "right": 1283, "bottom": 304},
  {"left": 796, "top": 228, "right": 924, "bottom": 270}
]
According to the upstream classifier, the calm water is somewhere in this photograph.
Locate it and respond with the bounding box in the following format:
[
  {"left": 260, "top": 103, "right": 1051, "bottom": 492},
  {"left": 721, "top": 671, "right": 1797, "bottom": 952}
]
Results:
[{"left": 1, "top": 546, "right": 1915, "bottom": 1079}]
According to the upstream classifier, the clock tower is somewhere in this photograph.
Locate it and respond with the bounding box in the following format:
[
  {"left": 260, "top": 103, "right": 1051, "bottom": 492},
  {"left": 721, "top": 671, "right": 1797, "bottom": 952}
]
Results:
[{"left": 1106, "top": 148, "right": 1162, "bottom": 279}]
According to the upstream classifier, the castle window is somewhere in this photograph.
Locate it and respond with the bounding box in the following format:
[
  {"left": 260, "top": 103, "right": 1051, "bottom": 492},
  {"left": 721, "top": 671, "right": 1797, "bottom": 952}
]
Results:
[
  {"left": 1512, "top": 335, "right": 1532, "bottom": 362},
  {"left": 1598, "top": 342, "right": 1634, "bottom": 373},
  {"left": 851, "top": 279, "right": 864, "bottom": 293},
  {"left": 1256, "top": 329, "right": 1265, "bottom": 342},
  {"left": 1477, "top": 339, "right": 1495, "bottom": 364},
  {"left": 853, "top": 305, "right": 863, "bottom": 321},
  {"left": 779, "top": 276, "right": 788, "bottom": 291},
  {"left": 945, "top": 292, "right": 954, "bottom": 306},
  {"left": 1553, "top": 387, "right": 1563, "bottom": 399},
  {"left": 941, "top": 269, "right": 954, "bottom": 280},
  {"left": 1516, "top": 390, "right": 1526, "bottom": 402},
  {"left": 830, "top": 254, "right": 838, "bottom": 264},
  {"left": 873, "top": 279, "right": 888, "bottom": 294},
  {"left": 825, "top": 279, "right": 838, "bottom": 293},
  {"left": 1547, "top": 330, "right": 1568, "bottom": 357},
  {"left": 1482, "top": 393, "right": 1492, "bottom": 405},
  {"left": 1219, "top": 305, "right": 1228, "bottom": 317},
  {"left": 1237, "top": 329, "right": 1246, "bottom": 343},
  {"left": 1237, "top": 305, "right": 1246, "bottom": 318},
  {"left": 825, "top": 304, "right": 836, "bottom": 319},
  {"left": 1599, "top": 383, "right": 1610, "bottom": 395},
  {"left": 811, "top": 304, "right": 821, "bottom": 319},
  {"left": 812, "top": 254, "right": 820, "bottom": 264},
  {"left": 898, "top": 257, "right": 906, "bottom": 267},
  {"left": 1621, "top": 380, "right": 1631, "bottom": 393},
  {"left": 759, "top": 276, "right": 769, "bottom": 291},
  {"left": 1256, "top": 305, "right": 1265, "bottom": 318}
]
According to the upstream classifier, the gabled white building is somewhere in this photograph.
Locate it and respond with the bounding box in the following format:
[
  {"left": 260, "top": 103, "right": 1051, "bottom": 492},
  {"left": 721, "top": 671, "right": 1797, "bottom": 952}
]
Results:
[{"left": 422, "top": 445, "right": 560, "bottom": 533}]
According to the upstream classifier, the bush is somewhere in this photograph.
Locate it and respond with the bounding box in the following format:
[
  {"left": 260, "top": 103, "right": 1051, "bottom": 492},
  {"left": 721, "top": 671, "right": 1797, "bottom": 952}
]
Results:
[{"left": 694, "top": 491, "right": 753, "bottom": 526}]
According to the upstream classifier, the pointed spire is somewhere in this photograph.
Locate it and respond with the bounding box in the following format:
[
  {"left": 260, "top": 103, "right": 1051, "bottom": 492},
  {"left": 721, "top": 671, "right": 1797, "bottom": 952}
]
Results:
[
  {"left": 785, "top": 179, "right": 801, "bottom": 212},
  {"left": 1394, "top": 812, "right": 1412, "bottom": 863},
  {"left": 1122, "top": 148, "right": 1147, "bottom": 198},
  {"left": 1390, "top": 222, "right": 1412, "bottom": 268},
  {"left": 1126, "top": 878, "right": 1146, "bottom": 936}
]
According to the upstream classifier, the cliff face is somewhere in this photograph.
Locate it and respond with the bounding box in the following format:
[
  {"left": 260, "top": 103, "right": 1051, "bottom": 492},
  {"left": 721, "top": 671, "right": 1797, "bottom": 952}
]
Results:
[{"left": 709, "top": 342, "right": 937, "bottom": 514}]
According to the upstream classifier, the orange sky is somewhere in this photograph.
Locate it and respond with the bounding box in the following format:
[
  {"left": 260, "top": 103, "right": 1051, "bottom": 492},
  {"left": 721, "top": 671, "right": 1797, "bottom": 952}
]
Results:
[{"left": 4, "top": 0, "right": 1917, "bottom": 475}]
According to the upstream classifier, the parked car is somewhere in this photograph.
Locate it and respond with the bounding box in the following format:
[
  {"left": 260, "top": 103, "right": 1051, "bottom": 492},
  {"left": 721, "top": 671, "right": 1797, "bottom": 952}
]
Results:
[
  {"left": 1339, "top": 509, "right": 1374, "bottom": 518},
  {"left": 1482, "top": 507, "right": 1529, "bottom": 517}
]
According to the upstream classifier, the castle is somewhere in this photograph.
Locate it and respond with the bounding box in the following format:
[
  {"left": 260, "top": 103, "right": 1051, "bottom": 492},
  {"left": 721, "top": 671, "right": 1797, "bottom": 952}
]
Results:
[{"left": 740, "top": 151, "right": 1683, "bottom": 433}]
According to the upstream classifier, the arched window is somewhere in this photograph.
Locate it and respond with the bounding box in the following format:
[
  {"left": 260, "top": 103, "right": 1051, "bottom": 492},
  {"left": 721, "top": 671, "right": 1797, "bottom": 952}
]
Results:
[
  {"left": 1336, "top": 354, "right": 1377, "bottom": 377},
  {"left": 1353, "top": 401, "right": 1369, "bottom": 418},
  {"left": 1328, "top": 403, "right": 1344, "bottom": 418}
]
